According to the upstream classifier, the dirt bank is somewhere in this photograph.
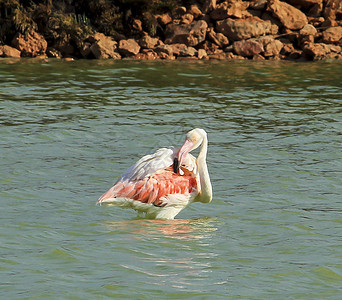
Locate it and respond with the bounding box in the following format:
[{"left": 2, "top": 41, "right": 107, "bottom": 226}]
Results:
[{"left": 0, "top": 0, "right": 341, "bottom": 61}]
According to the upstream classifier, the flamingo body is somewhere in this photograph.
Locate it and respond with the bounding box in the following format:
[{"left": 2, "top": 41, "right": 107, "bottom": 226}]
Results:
[{"left": 97, "top": 129, "right": 212, "bottom": 219}]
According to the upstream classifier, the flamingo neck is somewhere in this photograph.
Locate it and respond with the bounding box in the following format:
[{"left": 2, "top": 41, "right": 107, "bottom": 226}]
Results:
[{"left": 196, "top": 135, "right": 212, "bottom": 203}]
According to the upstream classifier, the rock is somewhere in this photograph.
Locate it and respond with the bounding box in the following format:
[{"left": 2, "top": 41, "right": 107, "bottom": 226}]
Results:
[
  {"left": 253, "top": 53, "right": 265, "bottom": 60},
  {"left": 216, "top": 17, "right": 274, "bottom": 41},
  {"left": 57, "top": 44, "right": 75, "bottom": 57},
  {"left": 303, "top": 42, "right": 331, "bottom": 60},
  {"left": 139, "top": 35, "right": 159, "bottom": 49},
  {"left": 11, "top": 31, "right": 47, "bottom": 57},
  {"left": 175, "top": 6, "right": 187, "bottom": 15},
  {"left": 155, "top": 13, "right": 172, "bottom": 26},
  {"left": 0, "top": 45, "right": 21, "bottom": 58},
  {"left": 210, "top": 1, "right": 251, "bottom": 20},
  {"left": 87, "top": 33, "right": 120, "bottom": 59},
  {"left": 132, "top": 19, "right": 143, "bottom": 31},
  {"left": 233, "top": 40, "right": 264, "bottom": 57},
  {"left": 154, "top": 44, "right": 173, "bottom": 58},
  {"left": 202, "top": 0, "right": 216, "bottom": 13},
  {"left": 168, "top": 43, "right": 187, "bottom": 56},
  {"left": 179, "top": 46, "right": 197, "bottom": 57},
  {"left": 165, "top": 20, "right": 208, "bottom": 46},
  {"left": 118, "top": 39, "right": 140, "bottom": 57},
  {"left": 198, "top": 49, "right": 208, "bottom": 59},
  {"left": 189, "top": 5, "right": 203, "bottom": 18},
  {"left": 200, "top": 40, "right": 220, "bottom": 54},
  {"left": 259, "top": 37, "right": 284, "bottom": 56},
  {"left": 300, "top": 24, "right": 317, "bottom": 35},
  {"left": 181, "top": 14, "right": 194, "bottom": 25},
  {"left": 207, "top": 28, "right": 229, "bottom": 48},
  {"left": 250, "top": 0, "right": 268, "bottom": 11},
  {"left": 135, "top": 49, "right": 158, "bottom": 60},
  {"left": 46, "top": 47, "right": 62, "bottom": 58},
  {"left": 267, "top": 0, "right": 308, "bottom": 30},
  {"left": 322, "top": 26, "right": 342, "bottom": 43}
]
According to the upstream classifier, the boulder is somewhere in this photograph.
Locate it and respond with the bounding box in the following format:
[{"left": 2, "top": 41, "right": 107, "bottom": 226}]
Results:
[
  {"left": 168, "top": 43, "right": 188, "bottom": 56},
  {"left": 259, "top": 37, "right": 283, "bottom": 56},
  {"left": 135, "top": 49, "right": 158, "bottom": 60},
  {"left": 202, "top": 0, "right": 216, "bottom": 13},
  {"left": 154, "top": 44, "right": 173, "bottom": 59},
  {"left": 87, "top": 33, "right": 120, "bottom": 59},
  {"left": 0, "top": 45, "right": 21, "bottom": 58},
  {"left": 198, "top": 49, "right": 208, "bottom": 59},
  {"left": 300, "top": 24, "right": 317, "bottom": 36},
  {"left": 179, "top": 46, "right": 197, "bottom": 57},
  {"left": 267, "top": 0, "right": 308, "bottom": 30},
  {"left": 233, "top": 40, "right": 264, "bottom": 57},
  {"left": 118, "top": 39, "right": 140, "bottom": 57},
  {"left": 139, "top": 35, "right": 159, "bottom": 49},
  {"left": 210, "top": 1, "right": 251, "bottom": 20},
  {"left": 189, "top": 5, "right": 203, "bottom": 19},
  {"left": 181, "top": 14, "right": 194, "bottom": 25},
  {"left": 303, "top": 42, "right": 332, "bottom": 60},
  {"left": 11, "top": 31, "right": 47, "bottom": 57},
  {"left": 216, "top": 17, "right": 274, "bottom": 41},
  {"left": 322, "top": 26, "right": 342, "bottom": 43},
  {"left": 207, "top": 28, "right": 229, "bottom": 48},
  {"left": 155, "top": 13, "right": 172, "bottom": 26},
  {"left": 165, "top": 20, "right": 208, "bottom": 46}
]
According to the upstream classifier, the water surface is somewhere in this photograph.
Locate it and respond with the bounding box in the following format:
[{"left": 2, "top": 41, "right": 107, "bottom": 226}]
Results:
[{"left": 1, "top": 59, "right": 341, "bottom": 299}]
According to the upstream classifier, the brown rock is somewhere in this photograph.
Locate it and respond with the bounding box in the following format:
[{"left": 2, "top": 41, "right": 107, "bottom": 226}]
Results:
[
  {"left": 233, "top": 40, "right": 264, "bottom": 57},
  {"left": 168, "top": 43, "right": 187, "bottom": 56},
  {"left": 216, "top": 17, "right": 274, "bottom": 41},
  {"left": 139, "top": 35, "right": 159, "bottom": 49},
  {"left": 87, "top": 34, "right": 120, "bottom": 59},
  {"left": 11, "top": 31, "right": 47, "bottom": 57},
  {"left": 118, "top": 39, "right": 140, "bottom": 57},
  {"left": 132, "top": 19, "right": 143, "bottom": 32},
  {"left": 202, "top": 0, "right": 217, "bottom": 13},
  {"left": 207, "top": 28, "right": 229, "bottom": 48},
  {"left": 267, "top": 0, "right": 308, "bottom": 30},
  {"left": 179, "top": 46, "right": 197, "bottom": 57},
  {"left": 261, "top": 38, "right": 284, "bottom": 56},
  {"left": 181, "top": 14, "right": 194, "bottom": 25},
  {"left": 155, "top": 44, "right": 173, "bottom": 57},
  {"left": 250, "top": 0, "right": 268, "bottom": 11},
  {"left": 210, "top": 1, "right": 251, "bottom": 20},
  {"left": 322, "top": 26, "right": 342, "bottom": 43},
  {"left": 0, "top": 45, "right": 21, "bottom": 58},
  {"left": 300, "top": 24, "right": 317, "bottom": 36},
  {"left": 135, "top": 49, "right": 158, "bottom": 60},
  {"left": 165, "top": 20, "right": 208, "bottom": 46},
  {"left": 155, "top": 13, "right": 172, "bottom": 26},
  {"left": 175, "top": 6, "right": 187, "bottom": 15},
  {"left": 189, "top": 5, "right": 203, "bottom": 18},
  {"left": 303, "top": 42, "right": 331, "bottom": 60},
  {"left": 198, "top": 49, "right": 208, "bottom": 59},
  {"left": 253, "top": 53, "right": 265, "bottom": 60}
]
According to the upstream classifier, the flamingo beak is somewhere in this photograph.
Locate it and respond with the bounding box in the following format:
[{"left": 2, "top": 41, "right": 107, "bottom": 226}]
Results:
[{"left": 177, "top": 139, "right": 194, "bottom": 168}]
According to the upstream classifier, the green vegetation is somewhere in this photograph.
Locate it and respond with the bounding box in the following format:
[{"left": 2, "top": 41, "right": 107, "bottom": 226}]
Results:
[{"left": 0, "top": 0, "right": 195, "bottom": 45}]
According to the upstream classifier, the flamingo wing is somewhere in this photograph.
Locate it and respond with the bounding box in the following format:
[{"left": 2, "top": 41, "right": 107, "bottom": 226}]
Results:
[
  {"left": 122, "top": 147, "right": 175, "bottom": 181},
  {"left": 97, "top": 147, "right": 198, "bottom": 207}
]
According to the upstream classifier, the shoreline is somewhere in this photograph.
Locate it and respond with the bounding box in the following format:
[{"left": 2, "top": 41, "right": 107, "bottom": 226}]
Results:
[{"left": 0, "top": 1, "right": 341, "bottom": 62}]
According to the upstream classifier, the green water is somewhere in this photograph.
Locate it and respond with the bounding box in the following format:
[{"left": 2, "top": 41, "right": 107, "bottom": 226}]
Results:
[{"left": 1, "top": 59, "right": 341, "bottom": 299}]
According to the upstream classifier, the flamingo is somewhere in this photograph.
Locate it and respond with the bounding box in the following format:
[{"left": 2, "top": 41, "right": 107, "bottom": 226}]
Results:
[{"left": 97, "top": 128, "right": 212, "bottom": 219}]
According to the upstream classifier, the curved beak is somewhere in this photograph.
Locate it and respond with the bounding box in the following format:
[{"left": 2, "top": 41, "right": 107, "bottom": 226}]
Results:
[{"left": 177, "top": 139, "right": 194, "bottom": 168}]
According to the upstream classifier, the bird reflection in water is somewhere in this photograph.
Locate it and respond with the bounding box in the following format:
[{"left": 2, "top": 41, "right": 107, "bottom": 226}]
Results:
[{"left": 103, "top": 217, "right": 218, "bottom": 240}]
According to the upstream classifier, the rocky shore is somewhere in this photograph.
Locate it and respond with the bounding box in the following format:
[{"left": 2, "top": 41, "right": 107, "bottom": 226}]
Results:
[{"left": 0, "top": 0, "right": 341, "bottom": 61}]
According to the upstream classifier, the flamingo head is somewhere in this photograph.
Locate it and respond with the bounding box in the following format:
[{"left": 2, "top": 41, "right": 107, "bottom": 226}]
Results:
[{"left": 177, "top": 128, "right": 207, "bottom": 168}]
